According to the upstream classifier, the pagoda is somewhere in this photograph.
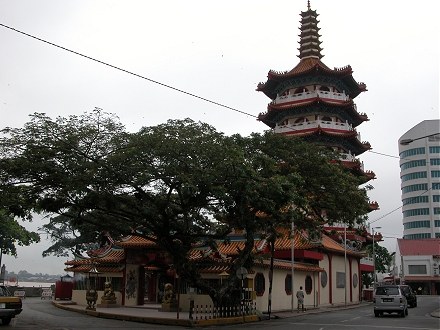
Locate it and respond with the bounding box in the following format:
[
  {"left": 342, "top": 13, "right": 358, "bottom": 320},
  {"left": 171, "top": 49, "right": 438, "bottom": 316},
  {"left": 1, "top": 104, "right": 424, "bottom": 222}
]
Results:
[
  {"left": 257, "top": 1, "right": 378, "bottom": 248},
  {"left": 257, "top": 1, "right": 376, "bottom": 192}
]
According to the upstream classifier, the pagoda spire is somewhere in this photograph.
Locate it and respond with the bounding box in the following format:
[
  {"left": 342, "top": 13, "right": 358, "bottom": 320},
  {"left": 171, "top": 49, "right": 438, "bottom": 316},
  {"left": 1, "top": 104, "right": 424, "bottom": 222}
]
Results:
[{"left": 298, "top": 2, "right": 323, "bottom": 59}]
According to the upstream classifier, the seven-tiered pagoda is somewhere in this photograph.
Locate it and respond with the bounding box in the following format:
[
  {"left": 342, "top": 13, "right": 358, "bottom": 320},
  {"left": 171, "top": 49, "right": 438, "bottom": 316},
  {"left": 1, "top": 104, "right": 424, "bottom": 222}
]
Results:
[{"left": 257, "top": 1, "right": 376, "bottom": 186}]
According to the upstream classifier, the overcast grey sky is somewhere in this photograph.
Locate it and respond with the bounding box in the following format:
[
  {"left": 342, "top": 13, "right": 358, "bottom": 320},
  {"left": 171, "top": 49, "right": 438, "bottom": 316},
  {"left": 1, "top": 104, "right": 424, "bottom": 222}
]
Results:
[{"left": 1, "top": 0, "right": 439, "bottom": 275}]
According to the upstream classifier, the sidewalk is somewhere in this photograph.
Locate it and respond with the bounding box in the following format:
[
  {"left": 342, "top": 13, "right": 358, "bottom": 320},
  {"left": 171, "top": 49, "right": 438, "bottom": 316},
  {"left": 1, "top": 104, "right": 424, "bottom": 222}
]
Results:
[
  {"left": 52, "top": 301, "right": 259, "bottom": 327},
  {"left": 52, "top": 300, "right": 440, "bottom": 327}
]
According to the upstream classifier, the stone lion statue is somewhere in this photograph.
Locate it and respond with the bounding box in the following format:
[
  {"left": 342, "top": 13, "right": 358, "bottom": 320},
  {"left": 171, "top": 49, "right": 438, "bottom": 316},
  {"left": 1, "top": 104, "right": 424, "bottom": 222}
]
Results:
[
  {"left": 101, "top": 281, "right": 116, "bottom": 304},
  {"left": 162, "top": 283, "right": 175, "bottom": 304}
]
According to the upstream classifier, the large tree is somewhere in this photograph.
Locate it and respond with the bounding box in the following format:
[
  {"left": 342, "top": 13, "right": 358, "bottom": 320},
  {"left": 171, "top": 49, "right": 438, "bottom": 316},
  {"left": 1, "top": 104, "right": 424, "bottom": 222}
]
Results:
[
  {"left": 0, "top": 109, "right": 371, "bottom": 304},
  {"left": 0, "top": 209, "right": 40, "bottom": 260}
]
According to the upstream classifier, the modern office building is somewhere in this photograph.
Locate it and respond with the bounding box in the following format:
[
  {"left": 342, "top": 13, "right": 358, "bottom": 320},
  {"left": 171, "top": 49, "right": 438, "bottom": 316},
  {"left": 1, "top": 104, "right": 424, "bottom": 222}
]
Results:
[{"left": 398, "top": 119, "right": 440, "bottom": 239}]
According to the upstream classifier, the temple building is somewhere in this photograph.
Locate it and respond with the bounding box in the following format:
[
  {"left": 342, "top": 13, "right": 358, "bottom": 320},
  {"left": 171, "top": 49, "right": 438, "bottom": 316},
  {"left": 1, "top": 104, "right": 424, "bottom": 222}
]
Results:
[{"left": 64, "top": 2, "right": 380, "bottom": 313}]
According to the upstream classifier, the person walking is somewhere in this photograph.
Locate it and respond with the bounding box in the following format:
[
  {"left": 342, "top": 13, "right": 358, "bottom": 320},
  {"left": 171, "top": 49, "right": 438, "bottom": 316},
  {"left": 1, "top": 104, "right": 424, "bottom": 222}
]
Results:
[{"left": 296, "top": 286, "right": 305, "bottom": 312}]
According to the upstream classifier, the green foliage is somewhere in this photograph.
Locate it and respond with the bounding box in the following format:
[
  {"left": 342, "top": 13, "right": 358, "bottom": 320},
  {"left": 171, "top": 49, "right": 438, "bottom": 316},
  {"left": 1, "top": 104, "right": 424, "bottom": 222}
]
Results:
[
  {"left": 365, "top": 242, "right": 393, "bottom": 273},
  {"left": 0, "top": 109, "right": 372, "bottom": 302},
  {"left": 0, "top": 209, "right": 40, "bottom": 257}
]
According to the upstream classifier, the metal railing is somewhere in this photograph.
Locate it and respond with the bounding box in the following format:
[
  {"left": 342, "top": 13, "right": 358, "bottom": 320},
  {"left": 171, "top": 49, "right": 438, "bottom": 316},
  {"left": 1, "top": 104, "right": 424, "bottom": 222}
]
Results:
[{"left": 189, "top": 301, "right": 257, "bottom": 320}]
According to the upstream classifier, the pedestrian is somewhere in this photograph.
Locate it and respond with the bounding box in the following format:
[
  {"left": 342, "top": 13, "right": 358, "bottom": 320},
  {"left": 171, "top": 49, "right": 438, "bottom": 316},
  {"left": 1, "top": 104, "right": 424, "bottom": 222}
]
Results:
[{"left": 296, "top": 286, "right": 305, "bottom": 312}]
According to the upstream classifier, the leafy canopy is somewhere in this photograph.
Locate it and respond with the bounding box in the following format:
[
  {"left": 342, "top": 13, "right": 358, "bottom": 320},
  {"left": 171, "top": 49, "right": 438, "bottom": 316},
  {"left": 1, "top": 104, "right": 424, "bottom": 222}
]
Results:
[
  {"left": 0, "top": 209, "right": 40, "bottom": 257},
  {"left": 0, "top": 109, "right": 371, "bottom": 295}
]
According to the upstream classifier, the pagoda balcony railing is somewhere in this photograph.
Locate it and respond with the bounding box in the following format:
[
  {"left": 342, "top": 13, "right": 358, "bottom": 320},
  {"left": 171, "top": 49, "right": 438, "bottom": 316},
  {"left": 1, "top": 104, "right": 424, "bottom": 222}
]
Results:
[
  {"left": 360, "top": 256, "right": 374, "bottom": 266},
  {"left": 339, "top": 153, "right": 364, "bottom": 171},
  {"left": 273, "top": 90, "right": 349, "bottom": 105},
  {"left": 329, "top": 222, "right": 365, "bottom": 230},
  {"left": 274, "top": 120, "right": 360, "bottom": 138}
]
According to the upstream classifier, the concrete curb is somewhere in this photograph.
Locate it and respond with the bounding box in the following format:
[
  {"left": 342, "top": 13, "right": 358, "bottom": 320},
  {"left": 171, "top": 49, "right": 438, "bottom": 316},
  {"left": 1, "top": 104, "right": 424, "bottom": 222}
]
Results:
[
  {"left": 52, "top": 301, "right": 260, "bottom": 327},
  {"left": 271, "top": 302, "right": 371, "bottom": 319},
  {"left": 430, "top": 309, "right": 440, "bottom": 318}
]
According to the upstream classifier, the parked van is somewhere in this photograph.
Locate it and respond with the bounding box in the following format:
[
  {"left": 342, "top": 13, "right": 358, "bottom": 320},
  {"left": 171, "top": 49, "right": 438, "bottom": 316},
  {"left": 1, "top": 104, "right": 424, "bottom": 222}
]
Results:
[{"left": 373, "top": 285, "right": 408, "bottom": 317}]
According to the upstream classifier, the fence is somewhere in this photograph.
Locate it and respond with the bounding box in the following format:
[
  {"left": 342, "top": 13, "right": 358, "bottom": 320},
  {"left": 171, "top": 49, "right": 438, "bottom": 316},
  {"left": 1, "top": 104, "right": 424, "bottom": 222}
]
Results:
[{"left": 189, "top": 301, "right": 257, "bottom": 320}]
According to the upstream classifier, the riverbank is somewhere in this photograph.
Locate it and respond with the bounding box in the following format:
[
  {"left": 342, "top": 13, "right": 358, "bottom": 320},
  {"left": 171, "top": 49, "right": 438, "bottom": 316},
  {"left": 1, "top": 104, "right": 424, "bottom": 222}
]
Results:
[
  {"left": 5, "top": 281, "right": 55, "bottom": 288},
  {"left": 5, "top": 283, "right": 55, "bottom": 298}
]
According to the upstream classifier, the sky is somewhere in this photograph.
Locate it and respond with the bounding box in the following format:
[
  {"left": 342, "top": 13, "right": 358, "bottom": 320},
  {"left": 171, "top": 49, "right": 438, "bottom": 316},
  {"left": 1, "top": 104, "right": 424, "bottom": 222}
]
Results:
[{"left": 0, "top": 0, "right": 439, "bottom": 275}]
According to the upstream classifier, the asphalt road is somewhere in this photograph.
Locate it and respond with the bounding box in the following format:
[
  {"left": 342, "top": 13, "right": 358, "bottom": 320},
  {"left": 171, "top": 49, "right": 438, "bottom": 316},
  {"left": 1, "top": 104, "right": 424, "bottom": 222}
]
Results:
[
  {"left": 8, "top": 298, "right": 182, "bottom": 329},
  {"left": 7, "top": 295, "right": 440, "bottom": 330}
]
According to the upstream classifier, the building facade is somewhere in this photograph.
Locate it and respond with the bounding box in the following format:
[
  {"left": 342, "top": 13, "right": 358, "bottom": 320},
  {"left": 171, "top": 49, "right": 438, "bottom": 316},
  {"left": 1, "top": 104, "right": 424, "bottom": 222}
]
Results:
[
  {"left": 395, "top": 238, "right": 440, "bottom": 295},
  {"left": 66, "top": 229, "right": 365, "bottom": 311},
  {"left": 398, "top": 120, "right": 440, "bottom": 239}
]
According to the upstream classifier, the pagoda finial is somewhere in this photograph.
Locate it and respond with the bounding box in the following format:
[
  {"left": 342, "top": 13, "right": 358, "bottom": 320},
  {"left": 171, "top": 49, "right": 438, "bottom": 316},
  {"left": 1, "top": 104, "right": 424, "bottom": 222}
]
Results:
[{"left": 298, "top": 3, "right": 323, "bottom": 60}]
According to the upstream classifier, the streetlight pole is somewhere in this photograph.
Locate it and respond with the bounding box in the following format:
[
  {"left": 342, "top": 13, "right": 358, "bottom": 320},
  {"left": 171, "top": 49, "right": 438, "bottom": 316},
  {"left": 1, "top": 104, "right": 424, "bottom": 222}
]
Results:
[
  {"left": 344, "top": 224, "right": 347, "bottom": 307},
  {"left": 400, "top": 132, "right": 439, "bottom": 145},
  {"left": 372, "top": 226, "right": 381, "bottom": 289},
  {"left": 291, "top": 220, "right": 295, "bottom": 312}
]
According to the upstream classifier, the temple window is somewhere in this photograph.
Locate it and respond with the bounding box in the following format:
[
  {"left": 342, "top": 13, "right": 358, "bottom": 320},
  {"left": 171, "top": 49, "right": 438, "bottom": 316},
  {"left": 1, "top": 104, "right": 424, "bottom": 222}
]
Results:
[
  {"left": 254, "top": 273, "right": 265, "bottom": 296},
  {"left": 305, "top": 275, "right": 313, "bottom": 294},
  {"left": 321, "top": 116, "right": 332, "bottom": 123},
  {"left": 319, "top": 86, "right": 330, "bottom": 92}
]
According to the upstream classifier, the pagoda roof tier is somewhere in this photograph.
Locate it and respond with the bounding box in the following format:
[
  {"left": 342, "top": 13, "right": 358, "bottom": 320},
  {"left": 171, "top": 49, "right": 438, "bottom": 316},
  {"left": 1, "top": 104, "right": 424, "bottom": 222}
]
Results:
[
  {"left": 259, "top": 99, "right": 368, "bottom": 128},
  {"left": 369, "top": 201, "right": 380, "bottom": 212},
  {"left": 256, "top": 58, "right": 367, "bottom": 100},
  {"left": 324, "top": 226, "right": 367, "bottom": 239},
  {"left": 280, "top": 127, "right": 371, "bottom": 156},
  {"left": 333, "top": 159, "right": 377, "bottom": 183}
]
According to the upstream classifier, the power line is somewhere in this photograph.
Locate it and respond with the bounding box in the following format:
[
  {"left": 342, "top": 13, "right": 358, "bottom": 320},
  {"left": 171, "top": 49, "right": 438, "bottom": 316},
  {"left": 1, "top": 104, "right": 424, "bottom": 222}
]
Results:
[
  {"left": 0, "top": 22, "right": 410, "bottom": 164},
  {"left": 367, "top": 150, "right": 400, "bottom": 160},
  {"left": 368, "top": 188, "right": 432, "bottom": 225},
  {"left": 0, "top": 22, "right": 258, "bottom": 120}
]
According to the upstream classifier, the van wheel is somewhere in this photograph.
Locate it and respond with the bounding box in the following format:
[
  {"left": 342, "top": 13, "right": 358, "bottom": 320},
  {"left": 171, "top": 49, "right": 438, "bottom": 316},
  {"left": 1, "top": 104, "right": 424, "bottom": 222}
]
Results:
[{"left": 2, "top": 317, "right": 12, "bottom": 325}]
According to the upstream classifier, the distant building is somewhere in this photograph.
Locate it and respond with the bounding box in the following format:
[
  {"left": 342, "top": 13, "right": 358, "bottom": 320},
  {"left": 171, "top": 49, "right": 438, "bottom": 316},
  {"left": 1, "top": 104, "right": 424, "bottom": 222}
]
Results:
[
  {"left": 398, "top": 120, "right": 440, "bottom": 239},
  {"left": 395, "top": 238, "right": 440, "bottom": 295}
]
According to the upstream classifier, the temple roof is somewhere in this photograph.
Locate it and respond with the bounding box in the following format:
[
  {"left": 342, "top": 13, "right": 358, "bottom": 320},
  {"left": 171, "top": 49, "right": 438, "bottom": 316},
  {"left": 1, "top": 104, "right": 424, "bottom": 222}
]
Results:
[
  {"left": 65, "top": 225, "right": 365, "bottom": 274},
  {"left": 65, "top": 248, "right": 125, "bottom": 266},
  {"left": 117, "top": 235, "right": 158, "bottom": 248}
]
